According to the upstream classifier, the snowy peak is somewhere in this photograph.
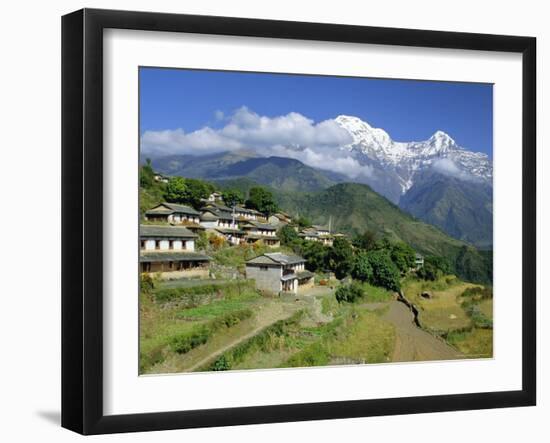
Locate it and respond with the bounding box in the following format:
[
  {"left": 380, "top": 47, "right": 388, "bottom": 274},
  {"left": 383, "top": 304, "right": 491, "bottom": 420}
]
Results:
[
  {"left": 332, "top": 114, "right": 492, "bottom": 196},
  {"left": 425, "top": 130, "right": 458, "bottom": 154}
]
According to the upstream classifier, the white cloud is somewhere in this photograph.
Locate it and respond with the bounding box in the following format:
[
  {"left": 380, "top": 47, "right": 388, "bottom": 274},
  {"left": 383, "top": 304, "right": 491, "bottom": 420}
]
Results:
[
  {"left": 140, "top": 107, "right": 371, "bottom": 178},
  {"left": 432, "top": 158, "right": 475, "bottom": 181}
]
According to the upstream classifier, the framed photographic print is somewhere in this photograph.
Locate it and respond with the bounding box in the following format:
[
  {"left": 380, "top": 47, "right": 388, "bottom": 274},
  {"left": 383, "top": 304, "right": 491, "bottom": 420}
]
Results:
[{"left": 61, "top": 8, "right": 536, "bottom": 435}]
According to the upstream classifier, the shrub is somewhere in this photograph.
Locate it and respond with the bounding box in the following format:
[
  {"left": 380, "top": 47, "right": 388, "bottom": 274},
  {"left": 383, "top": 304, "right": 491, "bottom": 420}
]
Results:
[
  {"left": 366, "top": 250, "right": 401, "bottom": 291},
  {"left": 169, "top": 309, "right": 253, "bottom": 355},
  {"left": 211, "top": 355, "right": 232, "bottom": 371},
  {"left": 335, "top": 282, "right": 364, "bottom": 303},
  {"left": 140, "top": 273, "right": 155, "bottom": 294},
  {"left": 352, "top": 252, "right": 373, "bottom": 282}
]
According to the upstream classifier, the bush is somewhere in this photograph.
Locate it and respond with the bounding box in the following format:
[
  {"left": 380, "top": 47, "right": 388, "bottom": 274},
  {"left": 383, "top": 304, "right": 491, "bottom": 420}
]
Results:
[
  {"left": 140, "top": 273, "right": 155, "bottom": 294},
  {"left": 352, "top": 252, "right": 373, "bottom": 282},
  {"left": 335, "top": 282, "right": 364, "bottom": 304},
  {"left": 366, "top": 250, "right": 401, "bottom": 291},
  {"left": 170, "top": 309, "right": 253, "bottom": 355},
  {"left": 211, "top": 355, "right": 232, "bottom": 371}
]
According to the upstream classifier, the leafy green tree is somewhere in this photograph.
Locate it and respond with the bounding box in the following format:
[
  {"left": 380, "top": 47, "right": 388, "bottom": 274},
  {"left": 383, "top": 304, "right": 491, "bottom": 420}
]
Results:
[
  {"left": 164, "top": 177, "right": 188, "bottom": 203},
  {"left": 328, "top": 237, "right": 354, "bottom": 279},
  {"left": 352, "top": 229, "right": 377, "bottom": 251},
  {"left": 222, "top": 189, "right": 244, "bottom": 207},
  {"left": 302, "top": 241, "right": 328, "bottom": 272},
  {"left": 245, "top": 186, "right": 278, "bottom": 217},
  {"left": 366, "top": 250, "right": 401, "bottom": 291},
  {"left": 352, "top": 252, "right": 373, "bottom": 282},
  {"left": 390, "top": 242, "right": 416, "bottom": 274},
  {"left": 295, "top": 216, "right": 312, "bottom": 228},
  {"left": 335, "top": 282, "right": 364, "bottom": 303},
  {"left": 417, "top": 255, "right": 452, "bottom": 281},
  {"left": 279, "top": 224, "right": 299, "bottom": 245},
  {"left": 139, "top": 158, "right": 155, "bottom": 188},
  {"left": 184, "top": 178, "right": 214, "bottom": 208}
]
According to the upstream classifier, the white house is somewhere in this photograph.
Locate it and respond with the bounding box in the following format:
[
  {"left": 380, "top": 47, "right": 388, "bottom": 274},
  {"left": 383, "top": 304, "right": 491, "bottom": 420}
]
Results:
[
  {"left": 139, "top": 225, "right": 211, "bottom": 278},
  {"left": 145, "top": 203, "right": 201, "bottom": 225},
  {"left": 242, "top": 221, "right": 280, "bottom": 247},
  {"left": 245, "top": 253, "right": 314, "bottom": 294}
]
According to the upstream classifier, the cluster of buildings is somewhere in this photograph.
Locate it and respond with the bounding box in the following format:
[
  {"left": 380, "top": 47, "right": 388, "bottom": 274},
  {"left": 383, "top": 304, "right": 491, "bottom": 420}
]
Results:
[{"left": 139, "top": 192, "right": 341, "bottom": 294}]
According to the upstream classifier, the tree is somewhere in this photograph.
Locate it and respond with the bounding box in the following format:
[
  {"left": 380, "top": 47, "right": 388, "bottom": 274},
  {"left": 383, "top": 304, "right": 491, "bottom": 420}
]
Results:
[
  {"left": 295, "top": 216, "right": 312, "bottom": 228},
  {"left": 328, "top": 237, "right": 354, "bottom": 280},
  {"left": 366, "top": 250, "right": 401, "bottom": 291},
  {"left": 184, "top": 178, "right": 214, "bottom": 208},
  {"left": 335, "top": 282, "right": 364, "bottom": 303},
  {"left": 245, "top": 186, "right": 278, "bottom": 217},
  {"left": 302, "top": 241, "right": 328, "bottom": 272},
  {"left": 417, "top": 255, "right": 452, "bottom": 281},
  {"left": 352, "top": 229, "right": 377, "bottom": 251},
  {"left": 139, "top": 158, "right": 155, "bottom": 188},
  {"left": 164, "top": 177, "right": 187, "bottom": 203},
  {"left": 279, "top": 224, "right": 299, "bottom": 245},
  {"left": 221, "top": 189, "right": 244, "bottom": 207},
  {"left": 390, "top": 242, "right": 416, "bottom": 274},
  {"left": 352, "top": 252, "right": 373, "bottom": 282}
]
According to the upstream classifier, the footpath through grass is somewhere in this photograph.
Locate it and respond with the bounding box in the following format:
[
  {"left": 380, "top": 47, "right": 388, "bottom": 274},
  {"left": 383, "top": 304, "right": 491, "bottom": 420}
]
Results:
[{"left": 401, "top": 276, "right": 493, "bottom": 358}]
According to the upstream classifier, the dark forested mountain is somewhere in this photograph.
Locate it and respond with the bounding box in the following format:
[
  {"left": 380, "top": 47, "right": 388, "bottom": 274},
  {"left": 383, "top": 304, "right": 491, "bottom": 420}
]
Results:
[
  {"left": 399, "top": 172, "right": 493, "bottom": 248},
  {"left": 149, "top": 152, "right": 345, "bottom": 192}
]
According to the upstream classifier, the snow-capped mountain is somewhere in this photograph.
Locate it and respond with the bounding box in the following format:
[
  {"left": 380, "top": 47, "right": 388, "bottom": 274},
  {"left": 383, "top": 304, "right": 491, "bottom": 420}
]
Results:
[{"left": 334, "top": 115, "right": 492, "bottom": 199}]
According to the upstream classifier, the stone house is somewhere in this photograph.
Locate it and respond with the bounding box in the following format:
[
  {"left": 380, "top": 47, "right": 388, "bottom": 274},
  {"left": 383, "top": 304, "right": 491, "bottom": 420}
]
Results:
[
  {"left": 139, "top": 225, "right": 210, "bottom": 278},
  {"left": 241, "top": 221, "right": 280, "bottom": 247},
  {"left": 245, "top": 253, "right": 314, "bottom": 294}
]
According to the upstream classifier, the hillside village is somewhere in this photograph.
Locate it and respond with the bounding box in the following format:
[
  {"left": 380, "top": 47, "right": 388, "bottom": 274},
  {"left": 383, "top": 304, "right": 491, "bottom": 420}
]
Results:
[
  {"left": 139, "top": 163, "right": 493, "bottom": 374},
  {"left": 140, "top": 189, "right": 346, "bottom": 294}
]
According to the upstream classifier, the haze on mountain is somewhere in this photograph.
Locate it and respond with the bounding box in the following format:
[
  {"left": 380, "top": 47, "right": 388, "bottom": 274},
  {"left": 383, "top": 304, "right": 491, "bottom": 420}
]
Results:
[{"left": 143, "top": 110, "right": 493, "bottom": 248}]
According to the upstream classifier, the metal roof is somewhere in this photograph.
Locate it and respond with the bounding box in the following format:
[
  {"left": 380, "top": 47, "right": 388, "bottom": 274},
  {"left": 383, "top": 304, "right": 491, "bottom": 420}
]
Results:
[
  {"left": 140, "top": 225, "right": 197, "bottom": 238},
  {"left": 139, "top": 251, "right": 211, "bottom": 262}
]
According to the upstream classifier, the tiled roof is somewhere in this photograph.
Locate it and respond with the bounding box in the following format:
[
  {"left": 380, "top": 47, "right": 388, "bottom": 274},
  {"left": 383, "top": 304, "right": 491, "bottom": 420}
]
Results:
[
  {"left": 140, "top": 225, "right": 197, "bottom": 239},
  {"left": 146, "top": 203, "right": 200, "bottom": 216},
  {"left": 246, "top": 252, "right": 304, "bottom": 266},
  {"left": 243, "top": 220, "right": 277, "bottom": 230}
]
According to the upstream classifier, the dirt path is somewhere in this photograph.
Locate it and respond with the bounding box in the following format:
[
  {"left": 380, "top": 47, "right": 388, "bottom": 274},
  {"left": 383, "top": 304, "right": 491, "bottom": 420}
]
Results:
[
  {"left": 365, "top": 301, "right": 462, "bottom": 362},
  {"left": 185, "top": 302, "right": 303, "bottom": 372}
]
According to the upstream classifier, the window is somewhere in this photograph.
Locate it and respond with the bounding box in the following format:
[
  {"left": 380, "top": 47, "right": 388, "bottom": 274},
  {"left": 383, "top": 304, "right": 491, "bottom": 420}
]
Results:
[{"left": 260, "top": 266, "right": 268, "bottom": 271}]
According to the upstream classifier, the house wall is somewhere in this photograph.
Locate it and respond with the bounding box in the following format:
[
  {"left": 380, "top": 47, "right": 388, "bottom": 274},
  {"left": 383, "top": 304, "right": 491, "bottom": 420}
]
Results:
[
  {"left": 201, "top": 220, "right": 218, "bottom": 229},
  {"left": 141, "top": 238, "right": 194, "bottom": 251},
  {"left": 246, "top": 265, "right": 282, "bottom": 294}
]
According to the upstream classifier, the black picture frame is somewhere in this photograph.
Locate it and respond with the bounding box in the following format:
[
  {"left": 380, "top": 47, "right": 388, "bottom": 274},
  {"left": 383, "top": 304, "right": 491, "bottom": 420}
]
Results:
[{"left": 61, "top": 8, "right": 536, "bottom": 435}]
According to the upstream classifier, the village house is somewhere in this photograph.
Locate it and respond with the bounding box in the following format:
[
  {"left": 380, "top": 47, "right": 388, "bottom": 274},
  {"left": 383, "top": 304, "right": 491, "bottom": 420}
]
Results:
[
  {"left": 245, "top": 253, "right": 314, "bottom": 294},
  {"left": 139, "top": 225, "right": 211, "bottom": 278},
  {"left": 234, "top": 205, "right": 265, "bottom": 222},
  {"left": 415, "top": 253, "right": 425, "bottom": 268},
  {"left": 268, "top": 212, "right": 292, "bottom": 226},
  {"left": 241, "top": 220, "right": 280, "bottom": 248},
  {"left": 199, "top": 209, "right": 239, "bottom": 229},
  {"left": 145, "top": 203, "right": 201, "bottom": 225},
  {"left": 299, "top": 227, "right": 334, "bottom": 246},
  {"left": 206, "top": 191, "right": 223, "bottom": 202}
]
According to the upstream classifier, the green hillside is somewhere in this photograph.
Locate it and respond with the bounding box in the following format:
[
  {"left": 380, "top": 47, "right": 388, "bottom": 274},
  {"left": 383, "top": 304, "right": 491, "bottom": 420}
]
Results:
[
  {"left": 399, "top": 173, "right": 493, "bottom": 249},
  {"left": 218, "top": 180, "right": 491, "bottom": 283}
]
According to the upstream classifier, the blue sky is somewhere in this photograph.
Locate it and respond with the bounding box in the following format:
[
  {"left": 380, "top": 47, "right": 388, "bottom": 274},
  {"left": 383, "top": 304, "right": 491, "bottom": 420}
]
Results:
[{"left": 139, "top": 67, "right": 493, "bottom": 156}]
